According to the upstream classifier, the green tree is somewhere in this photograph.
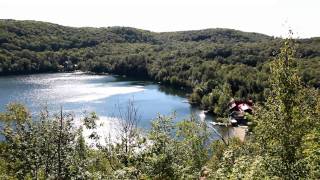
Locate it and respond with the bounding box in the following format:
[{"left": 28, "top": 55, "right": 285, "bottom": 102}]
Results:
[
  {"left": 99, "top": 100, "right": 146, "bottom": 179},
  {"left": 175, "top": 116, "right": 211, "bottom": 179},
  {"left": 144, "top": 114, "right": 177, "bottom": 179},
  {"left": 211, "top": 83, "right": 232, "bottom": 117},
  {"left": 253, "top": 39, "right": 320, "bottom": 179},
  {"left": 0, "top": 105, "right": 93, "bottom": 179}
]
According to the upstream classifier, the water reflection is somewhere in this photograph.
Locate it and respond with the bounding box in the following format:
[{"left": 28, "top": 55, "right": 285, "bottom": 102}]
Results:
[{"left": 0, "top": 72, "right": 222, "bottom": 140}]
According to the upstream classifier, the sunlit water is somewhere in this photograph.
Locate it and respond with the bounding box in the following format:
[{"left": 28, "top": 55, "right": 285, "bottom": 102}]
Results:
[{"left": 0, "top": 73, "right": 226, "bottom": 143}]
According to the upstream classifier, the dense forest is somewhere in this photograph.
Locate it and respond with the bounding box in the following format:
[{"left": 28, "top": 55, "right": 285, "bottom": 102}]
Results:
[
  {"left": 0, "top": 19, "right": 319, "bottom": 115},
  {"left": 0, "top": 38, "right": 319, "bottom": 179}
]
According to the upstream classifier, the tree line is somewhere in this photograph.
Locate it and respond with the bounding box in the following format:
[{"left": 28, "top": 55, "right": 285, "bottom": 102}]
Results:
[
  {"left": 0, "top": 38, "right": 319, "bottom": 179},
  {"left": 1, "top": 20, "right": 320, "bottom": 115}
]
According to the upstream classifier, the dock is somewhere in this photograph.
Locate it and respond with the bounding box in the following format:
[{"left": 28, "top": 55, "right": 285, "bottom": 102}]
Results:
[{"left": 209, "top": 122, "right": 248, "bottom": 142}]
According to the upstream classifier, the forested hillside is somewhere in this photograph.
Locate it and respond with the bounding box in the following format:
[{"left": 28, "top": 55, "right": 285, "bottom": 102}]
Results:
[
  {"left": 1, "top": 19, "right": 319, "bottom": 114},
  {"left": 1, "top": 39, "right": 319, "bottom": 179}
]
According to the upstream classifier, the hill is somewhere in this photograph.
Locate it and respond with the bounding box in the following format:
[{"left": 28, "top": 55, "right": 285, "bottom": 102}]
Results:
[{"left": 0, "top": 19, "right": 319, "bottom": 113}]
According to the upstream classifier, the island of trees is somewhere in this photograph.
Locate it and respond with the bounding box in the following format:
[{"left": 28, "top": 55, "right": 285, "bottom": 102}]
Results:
[{"left": 0, "top": 20, "right": 319, "bottom": 179}]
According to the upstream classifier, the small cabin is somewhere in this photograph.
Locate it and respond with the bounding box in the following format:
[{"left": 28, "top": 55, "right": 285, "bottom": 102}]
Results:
[{"left": 228, "top": 99, "right": 253, "bottom": 126}]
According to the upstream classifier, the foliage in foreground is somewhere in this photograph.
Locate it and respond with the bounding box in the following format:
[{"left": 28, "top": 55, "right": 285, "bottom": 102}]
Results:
[
  {"left": 0, "top": 39, "right": 319, "bottom": 179},
  {"left": 0, "top": 105, "right": 93, "bottom": 179},
  {"left": 206, "top": 39, "right": 320, "bottom": 179},
  {"left": 0, "top": 104, "right": 213, "bottom": 179}
]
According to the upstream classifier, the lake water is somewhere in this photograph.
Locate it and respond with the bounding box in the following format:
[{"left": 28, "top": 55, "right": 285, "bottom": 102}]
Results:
[{"left": 0, "top": 72, "right": 222, "bottom": 142}]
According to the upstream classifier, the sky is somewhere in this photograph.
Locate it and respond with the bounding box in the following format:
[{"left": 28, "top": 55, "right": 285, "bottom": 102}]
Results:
[{"left": 0, "top": 0, "right": 319, "bottom": 38}]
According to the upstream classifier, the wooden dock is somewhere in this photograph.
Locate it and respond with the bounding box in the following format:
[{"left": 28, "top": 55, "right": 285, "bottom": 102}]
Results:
[{"left": 209, "top": 122, "right": 248, "bottom": 142}]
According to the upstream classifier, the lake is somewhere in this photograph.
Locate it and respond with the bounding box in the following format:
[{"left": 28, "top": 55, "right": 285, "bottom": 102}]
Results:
[{"left": 0, "top": 72, "right": 224, "bottom": 142}]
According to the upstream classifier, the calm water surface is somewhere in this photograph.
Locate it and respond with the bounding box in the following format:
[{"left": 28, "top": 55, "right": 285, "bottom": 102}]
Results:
[{"left": 0, "top": 73, "right": 215, "bottom": 131}]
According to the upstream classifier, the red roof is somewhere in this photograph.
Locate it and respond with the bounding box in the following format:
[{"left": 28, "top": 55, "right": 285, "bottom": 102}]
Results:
[{"left": 229, "top": 99, "right": 253, "bottom": 112}]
